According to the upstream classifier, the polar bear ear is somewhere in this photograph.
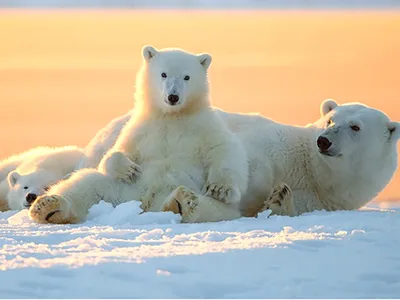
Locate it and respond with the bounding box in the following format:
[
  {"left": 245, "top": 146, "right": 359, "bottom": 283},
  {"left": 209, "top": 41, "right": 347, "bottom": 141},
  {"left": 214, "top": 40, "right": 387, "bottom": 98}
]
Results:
[
  {"left": 142, "top": 45, "right": 158, "bottom": 62},
  {"left": 7, "top": 171, "right": 20, "bottom": 187},
  {"left": 197, "top": 53, "right": 212, "bottom": 70},
  {"left": 321, "top": 99, "right": 339, "bottom": 116},
  {"left": 388, "top": 122, "right": 400, "bottom": 141}
]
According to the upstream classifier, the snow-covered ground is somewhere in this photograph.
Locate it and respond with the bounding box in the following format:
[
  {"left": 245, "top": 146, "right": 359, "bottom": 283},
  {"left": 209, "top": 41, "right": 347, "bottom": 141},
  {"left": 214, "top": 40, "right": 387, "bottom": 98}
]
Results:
[{"left": 0, "top": 200, "right": 399, "bottom": 298}]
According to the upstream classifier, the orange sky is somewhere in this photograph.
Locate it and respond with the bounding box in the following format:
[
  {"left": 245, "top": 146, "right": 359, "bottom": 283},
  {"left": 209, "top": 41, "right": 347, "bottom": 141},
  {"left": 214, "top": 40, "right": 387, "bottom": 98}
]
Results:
[{"left": 0, "top": 9, "right": 399, "bottom": 202}]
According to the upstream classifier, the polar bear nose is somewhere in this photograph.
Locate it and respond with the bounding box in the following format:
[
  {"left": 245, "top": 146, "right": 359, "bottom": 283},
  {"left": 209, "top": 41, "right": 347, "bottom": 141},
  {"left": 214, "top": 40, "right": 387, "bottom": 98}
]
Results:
[
  {"left": 26, "top": 193, "right": 37, "bottom": 204},
  {"left": 167, "top": 94, "right": 180, "bottom": 105},
  {"left": 317, "top": 136, "right": 332, "bottom": 151}
]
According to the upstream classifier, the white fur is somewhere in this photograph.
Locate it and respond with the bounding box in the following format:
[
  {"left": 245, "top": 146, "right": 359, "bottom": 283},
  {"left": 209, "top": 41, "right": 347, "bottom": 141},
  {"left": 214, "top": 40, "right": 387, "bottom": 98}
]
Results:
[
  {"left": 6, "top": 146, "right": 84, "bottom": 210},
  {"left": 47, "top": 98, "right": 399, "bottom": 219},
  {"left": 0, "top": 147, "right": 58, "bottom": 210},
  {"left": 237, "top": 99, "right": 399, "bottom": 216},
  {"left": 31, "top": 46, "right": 248, "bottom": 223},
  {"left": 76, "top": 110, "right": 133, "bottom": 169}
]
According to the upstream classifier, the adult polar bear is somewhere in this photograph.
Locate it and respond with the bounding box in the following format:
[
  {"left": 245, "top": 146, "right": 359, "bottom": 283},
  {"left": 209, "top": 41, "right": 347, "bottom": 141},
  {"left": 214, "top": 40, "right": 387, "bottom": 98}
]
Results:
[
  {"left": 242, "top": 99, "right": 399, "bottom": 216},
  {"left": 29, "top": 46, "right": 250, "bottom": 224},
  {"left": 29, "top": 46, "right": 399, "bottom": 223}
]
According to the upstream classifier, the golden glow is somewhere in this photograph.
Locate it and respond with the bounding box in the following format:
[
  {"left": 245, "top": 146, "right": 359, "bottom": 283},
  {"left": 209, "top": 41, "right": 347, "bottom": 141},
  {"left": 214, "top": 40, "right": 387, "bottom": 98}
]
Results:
[{"left": 0, "top": 9, "right": 399, "bottom": 201}]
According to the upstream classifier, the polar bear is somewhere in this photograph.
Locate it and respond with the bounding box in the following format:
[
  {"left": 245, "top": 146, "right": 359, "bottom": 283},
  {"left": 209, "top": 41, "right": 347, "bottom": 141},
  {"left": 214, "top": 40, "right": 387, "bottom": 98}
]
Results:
[
  {"left": 6, "top": 146, "right": 84, "bottom": 210},
  {"left": 0, "top": 110, "right": 131, "bottom": 212},
  {"left": 28, "top": 46, "right": 249, "bottom": 224},
  {"left": 0, "top": 146, "right": 59, "bottom": 211},
  {"left": 248, "top": 99, "right": 399, "bottom": 217}
]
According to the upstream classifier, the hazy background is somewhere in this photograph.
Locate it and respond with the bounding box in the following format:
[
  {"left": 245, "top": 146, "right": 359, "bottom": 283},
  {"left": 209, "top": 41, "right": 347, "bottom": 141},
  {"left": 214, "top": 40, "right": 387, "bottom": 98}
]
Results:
[{"left": 0, "top": 1, "right": 399, "bottom": 203}]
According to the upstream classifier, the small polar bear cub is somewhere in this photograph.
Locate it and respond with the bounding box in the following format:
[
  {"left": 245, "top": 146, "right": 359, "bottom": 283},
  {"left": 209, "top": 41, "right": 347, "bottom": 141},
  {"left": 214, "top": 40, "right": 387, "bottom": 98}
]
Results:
[
  {"left": 0, "top": 146, "right": 55, "bottom": 211},
  {"left": 8, "top": 170, "right": 54, "bottom": 209},
  {"left": 6, "top": 146, "right": 84, "bottom": 210},
  {"left": 29, "top": 46, "right": 249, "bottom": 224}
]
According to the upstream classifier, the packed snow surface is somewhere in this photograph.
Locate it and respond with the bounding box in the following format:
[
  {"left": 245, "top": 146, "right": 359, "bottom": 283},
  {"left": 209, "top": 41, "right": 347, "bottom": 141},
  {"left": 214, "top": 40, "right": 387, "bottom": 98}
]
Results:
[{"left": 0, "top": 200, "right": 399, "bottom": 298}]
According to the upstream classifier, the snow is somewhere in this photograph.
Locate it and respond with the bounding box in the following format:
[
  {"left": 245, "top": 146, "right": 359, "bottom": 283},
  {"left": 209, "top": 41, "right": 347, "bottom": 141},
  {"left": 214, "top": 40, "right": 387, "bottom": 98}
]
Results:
[{"left": 0, "top": 200, "right": 399, "bottom": 298}]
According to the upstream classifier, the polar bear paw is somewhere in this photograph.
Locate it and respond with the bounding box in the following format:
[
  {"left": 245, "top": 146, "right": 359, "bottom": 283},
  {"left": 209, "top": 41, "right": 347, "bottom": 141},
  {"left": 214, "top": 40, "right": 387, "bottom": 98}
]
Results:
[
  {"left": 203, "top": 183, "right": 238, "bottom": 204},
  {"left": 163, "top": 186, "right": 199, "bottom": 223},
  {"left": 261, "top": 183, "right": 295, "bottom": 217},
  {"left": 29, "top": 195, "right": 78, "bottom": 224},
  {"left": 99, "top": 151, "right": 141, "bottom": 183}
]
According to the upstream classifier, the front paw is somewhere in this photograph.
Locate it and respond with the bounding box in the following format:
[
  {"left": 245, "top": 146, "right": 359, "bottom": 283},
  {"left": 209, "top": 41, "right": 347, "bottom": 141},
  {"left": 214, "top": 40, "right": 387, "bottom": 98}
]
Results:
[
  {"left": 203, "top": 183, "right": 239, "bottom": 204},
  {"left": 99, "top": 151, "right": 141, "bottom": 183},
  {"left": 260, "top": 183, "right": 294, "bottom": 217},
  {"left": 162, "top": 186, "right": 199, "bottom": 223},
  {"left": 28, "top": 195, "right": 79, "bottom": 224}
]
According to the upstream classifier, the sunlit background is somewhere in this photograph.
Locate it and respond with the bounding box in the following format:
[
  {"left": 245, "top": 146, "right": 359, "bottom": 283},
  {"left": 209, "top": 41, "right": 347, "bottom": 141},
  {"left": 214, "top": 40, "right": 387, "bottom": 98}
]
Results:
[{"left": 0, "top": 0, "right": 399, "bottom": 203}]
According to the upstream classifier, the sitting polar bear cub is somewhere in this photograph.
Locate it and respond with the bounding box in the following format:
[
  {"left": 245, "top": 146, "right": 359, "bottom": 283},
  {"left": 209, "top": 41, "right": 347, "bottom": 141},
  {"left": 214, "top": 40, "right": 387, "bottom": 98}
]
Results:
[{"left": 29, "top": 45, "right": 249, "bottom": 224}]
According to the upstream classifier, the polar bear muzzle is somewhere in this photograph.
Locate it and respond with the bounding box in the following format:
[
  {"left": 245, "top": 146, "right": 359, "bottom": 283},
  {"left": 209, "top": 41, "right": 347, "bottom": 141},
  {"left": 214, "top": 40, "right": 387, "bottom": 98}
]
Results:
[
  {"left": 317, "top": 136, "right": 332, "bottom": 152},
  {"left": 167, "top": 94, "right": 180, "bottom": 105}
]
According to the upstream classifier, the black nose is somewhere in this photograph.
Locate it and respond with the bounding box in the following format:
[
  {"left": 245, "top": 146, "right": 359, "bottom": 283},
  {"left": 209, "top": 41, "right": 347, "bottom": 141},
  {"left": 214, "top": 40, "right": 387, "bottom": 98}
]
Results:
[
  {"left": 26, "top": 193, "right": 37, "bottom": 204},
  {"left": 317, "top": 136, "right": 332, "bottom": 151},
  {"left": 167, "top": 94, "right": 179, "bottom": 104}
]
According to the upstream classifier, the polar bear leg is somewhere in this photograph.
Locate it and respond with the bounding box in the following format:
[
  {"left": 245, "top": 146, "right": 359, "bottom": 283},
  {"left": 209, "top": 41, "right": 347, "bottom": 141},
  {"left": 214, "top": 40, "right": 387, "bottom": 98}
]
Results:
[
  {"left": 162, "top": 186, "right": 241, "bottom": 223},
  {"left": 259, "top": 183, "right": 296, "bottom": 217},
  {"left": 98, "top": 151, "right": 141, "bottom": 183},
  {"left": 29, "top": 169, "right": 123, "bottom": 224}
]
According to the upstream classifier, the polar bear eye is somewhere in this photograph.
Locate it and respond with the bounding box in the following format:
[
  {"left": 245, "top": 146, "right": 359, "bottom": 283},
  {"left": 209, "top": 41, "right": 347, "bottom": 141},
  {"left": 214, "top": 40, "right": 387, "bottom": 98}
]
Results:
[
  {"left": 327, "top": 119, "right": 333, "bottom": 126},
  {"left": 44, "top": 187, "right": 50, "bottom": 191},
  {"left": 161, "top": 72, "right": 167, "bottom": 78},
  {"left": 23, "top": 186, "right": 28, "bottom": 190},
  {"left": 350, "top": 125, "right": 360, "bottom": 132},
  {"left": 184, "top": 75, "right": 190, "bottom": 81}
]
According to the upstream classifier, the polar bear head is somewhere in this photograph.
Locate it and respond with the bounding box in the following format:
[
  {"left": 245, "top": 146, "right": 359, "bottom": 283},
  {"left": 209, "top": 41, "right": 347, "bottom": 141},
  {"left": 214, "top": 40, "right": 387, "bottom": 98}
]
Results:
[
  {"left": 314, "top": 99, "right": 399, "bottom": 199},
  {"left": 137, "top": 45, "right": 212, "bottom": 114},
  {"left": 6, "top": 170, "right": 60, "bottom": 210}
]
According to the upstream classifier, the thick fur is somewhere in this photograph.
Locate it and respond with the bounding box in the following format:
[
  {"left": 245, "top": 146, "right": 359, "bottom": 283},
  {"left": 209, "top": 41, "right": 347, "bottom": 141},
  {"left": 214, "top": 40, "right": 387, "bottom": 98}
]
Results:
[
  {"left": 76, "top": 110, "right": 133, "bottom": 169},
  {"left": 0, "top": 146, "right": 60, "bottom": 211},
  {"left": 6, "top": 146, "right": 84, "bottom": 210},
  {"left": 29, "top": 46, "right": 248, "bottom": 224},
  {"left": 239, "top": 99, "right": 399, "bottom": 216}
]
